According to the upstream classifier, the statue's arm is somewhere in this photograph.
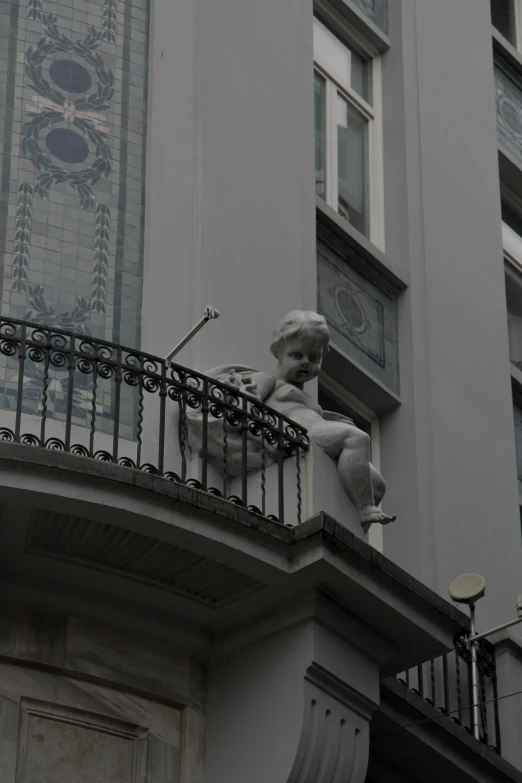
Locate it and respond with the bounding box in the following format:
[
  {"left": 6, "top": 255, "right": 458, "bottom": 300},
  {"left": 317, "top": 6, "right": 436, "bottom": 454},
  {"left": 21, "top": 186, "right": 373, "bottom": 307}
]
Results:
[
  {"left": 219, "top": 369, "right": 276, "bottom": 402},
  {"left": 243, "top": 371, "right": 277, "bottom": 401}
]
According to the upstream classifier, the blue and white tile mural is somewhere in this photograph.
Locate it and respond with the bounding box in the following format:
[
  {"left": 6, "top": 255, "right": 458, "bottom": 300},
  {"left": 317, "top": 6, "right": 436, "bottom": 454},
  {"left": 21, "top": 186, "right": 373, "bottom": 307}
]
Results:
[
  {"left": 317, "top": 239, "right": 400, "bottom": 394},
  {"left": 0, "top": 0, "right": 148, "bottom": 345},
  {"left": 0, "top": 0, "right": 149, "bottom": 436}
]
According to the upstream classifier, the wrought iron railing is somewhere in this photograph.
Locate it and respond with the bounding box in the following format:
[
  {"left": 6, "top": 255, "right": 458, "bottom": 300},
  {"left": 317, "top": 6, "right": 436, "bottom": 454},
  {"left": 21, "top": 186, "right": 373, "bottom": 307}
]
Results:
[
  {"left": 393, "top": 635, "right": 501, "bottom": 754},
  {"left": 0, "top": 317, "right": 309, "bottom": 524}
]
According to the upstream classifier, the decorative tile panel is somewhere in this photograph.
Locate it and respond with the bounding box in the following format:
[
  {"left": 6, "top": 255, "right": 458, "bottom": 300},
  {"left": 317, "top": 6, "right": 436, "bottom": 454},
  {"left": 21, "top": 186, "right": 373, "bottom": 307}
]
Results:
[
  {"left": 0, "top": 0, "right": 149, "bottom": 348},
  {"left": 351, "top": 0, "right": 388, "bottom": 33},
  {"left": 0, "top": 0, "right": 149, "bottom": 436},
  {"left": 495, "top": 56, "right": 522, "bottom": 161},
  {"left": 317, "top": 238, "right": 399, "bottom": 393}
]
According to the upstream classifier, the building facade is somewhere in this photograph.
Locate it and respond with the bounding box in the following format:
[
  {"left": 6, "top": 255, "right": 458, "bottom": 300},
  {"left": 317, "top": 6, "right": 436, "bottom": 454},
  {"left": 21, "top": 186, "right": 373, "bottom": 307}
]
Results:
[{"left": 0, "top": 0, "right": 522, "bottom": 781}]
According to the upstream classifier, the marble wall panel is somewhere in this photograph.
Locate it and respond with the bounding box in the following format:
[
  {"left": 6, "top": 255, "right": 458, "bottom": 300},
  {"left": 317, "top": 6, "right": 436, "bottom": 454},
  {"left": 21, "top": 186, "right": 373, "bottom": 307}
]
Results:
[
  {"left": 0, "top": 661, "right": 182, "bottom": 783},
  {"left": 0, "top": 604, "right": 206, "bottom": 712}
]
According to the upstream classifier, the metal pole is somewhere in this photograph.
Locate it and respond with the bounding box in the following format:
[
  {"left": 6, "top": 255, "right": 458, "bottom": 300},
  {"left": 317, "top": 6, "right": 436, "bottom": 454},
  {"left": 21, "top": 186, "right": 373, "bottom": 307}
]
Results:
[
  {"left": 469, "top": 602, "right": 482, "bottom": 741},
  {"left": 165, "top": 307, "right": 220, "bottom": 364},
  {"left": 470, "top": 615, "right": 522, "bottom": 643}
]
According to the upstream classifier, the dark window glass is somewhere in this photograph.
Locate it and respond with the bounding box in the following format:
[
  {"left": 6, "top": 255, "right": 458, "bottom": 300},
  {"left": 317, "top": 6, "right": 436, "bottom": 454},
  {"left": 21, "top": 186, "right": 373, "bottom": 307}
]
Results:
[
  {"left": 503, "top": 201, "right": 522, "bottom": 236},
  {"left": 505, "top": 264, "right": 522, "bottom": 368},
  {"left": 491, "top": 0, "right": 516, "bottom": 45}
]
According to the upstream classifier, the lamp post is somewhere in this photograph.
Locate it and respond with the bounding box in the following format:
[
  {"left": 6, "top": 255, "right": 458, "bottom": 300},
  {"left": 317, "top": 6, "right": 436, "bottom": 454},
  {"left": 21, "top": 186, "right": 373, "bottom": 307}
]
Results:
[{"left": 449, "top": 574, "right": 522, "bottom": 742}]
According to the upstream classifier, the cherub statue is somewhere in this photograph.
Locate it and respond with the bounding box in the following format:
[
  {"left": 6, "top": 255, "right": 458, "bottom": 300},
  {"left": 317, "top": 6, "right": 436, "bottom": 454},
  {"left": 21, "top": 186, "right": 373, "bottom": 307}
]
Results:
[{"left": 188, "top": 310, "right": 395, "bottom": 532}]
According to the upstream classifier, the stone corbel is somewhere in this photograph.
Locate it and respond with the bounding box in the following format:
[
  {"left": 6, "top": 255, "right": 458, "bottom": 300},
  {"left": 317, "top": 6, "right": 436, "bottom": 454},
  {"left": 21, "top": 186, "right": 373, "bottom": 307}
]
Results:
[
  {"left": 287, "top": 664, "right": 375, "bottom": 783},
  {"left": 206, "top": 599, "right": 381, "bottom": 783}
]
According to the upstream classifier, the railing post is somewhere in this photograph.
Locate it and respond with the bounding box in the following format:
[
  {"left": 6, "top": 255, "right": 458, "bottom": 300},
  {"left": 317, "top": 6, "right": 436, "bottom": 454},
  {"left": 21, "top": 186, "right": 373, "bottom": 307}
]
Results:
[
  {"left": 39, "top": 332, "right": 51, "bottom": 448},
  {"left": 277, "top": 417, "right": 285, "bottom": 524},
  {"left": 201, "top": 377, "right": 209, "bottom": 491},
  {"left": 157, "top": 359, "right": 167, "bottom": 475},
  {"left": 112, "top": 344, "right": 122, "bottom": 462},
  {"left": 64, "top": 332, "right": 75, "bottom": 451},
  {"left": 442, "top": 653, "right": 450, "bottom": 715},
  {"left": 14, "top": 322, "right": 26, "bottom": 443},
  {"left": 241, "top": 393, "right": 248, "bottom": 507},
  {"left": 492, "top": 649, "right": 501, "bottom": 754}
]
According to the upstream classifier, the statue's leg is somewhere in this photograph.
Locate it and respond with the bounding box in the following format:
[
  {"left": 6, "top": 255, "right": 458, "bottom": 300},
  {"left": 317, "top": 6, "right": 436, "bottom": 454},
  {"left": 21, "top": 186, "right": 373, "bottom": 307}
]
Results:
[
  {"left": 308, "top": 421, "right": 394, "bottom": 531},
  {"left": 336, "top": 430, "right": 375, "bottom": 510},
  {"left": 370, "top": 463, "right": 386, "bottom": 507},
  {"left": 307, "top": 422, "right": 375, "bottom": 511}
]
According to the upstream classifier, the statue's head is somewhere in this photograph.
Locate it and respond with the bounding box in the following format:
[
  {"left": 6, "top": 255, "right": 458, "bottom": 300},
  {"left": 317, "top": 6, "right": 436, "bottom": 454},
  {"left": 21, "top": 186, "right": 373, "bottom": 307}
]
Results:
[{"left": 270, "top": 310, "right": 330, "bottom": 385}]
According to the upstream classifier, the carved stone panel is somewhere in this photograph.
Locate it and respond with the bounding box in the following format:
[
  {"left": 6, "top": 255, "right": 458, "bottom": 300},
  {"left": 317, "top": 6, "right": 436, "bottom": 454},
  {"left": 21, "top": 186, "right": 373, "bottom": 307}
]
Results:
[
  {"left": 15, "top": 700, "right": 145, "bottom": 783},
  {"left": 0, "top": 660, "right": 182, "bottom": 783}
]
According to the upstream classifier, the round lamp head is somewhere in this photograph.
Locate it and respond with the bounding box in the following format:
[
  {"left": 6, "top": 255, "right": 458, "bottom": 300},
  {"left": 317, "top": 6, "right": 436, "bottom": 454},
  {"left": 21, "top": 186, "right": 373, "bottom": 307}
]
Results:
[{"left": 448, "top": 573, "right": 486, "bottom": 605}]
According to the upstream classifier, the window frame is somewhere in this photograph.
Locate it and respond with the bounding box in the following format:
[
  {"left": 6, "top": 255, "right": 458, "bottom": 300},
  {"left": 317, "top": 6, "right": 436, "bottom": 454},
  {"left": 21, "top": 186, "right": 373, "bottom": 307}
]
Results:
[
  {"left": 313, "top": 15, "right": 385, "bottom": 249},
  {"left": 501, "top": 185, "right": 522, "bottom": 272},
  {"left": 318, "top": 372, "right": 384, "bottom": 553},
  {"left": 492, "top": 0, "right": 522, "bottom": 49}
]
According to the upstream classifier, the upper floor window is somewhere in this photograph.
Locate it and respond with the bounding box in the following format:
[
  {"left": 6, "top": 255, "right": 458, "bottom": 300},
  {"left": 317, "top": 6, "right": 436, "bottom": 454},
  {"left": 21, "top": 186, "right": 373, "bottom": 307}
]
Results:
[
  {"left": 502, "top": 200, "right": 522, "bottom": 367},
  {"left": 491, "top": 0, "right": 519, "bottom": 47},
  {"left": 314, "top": 16, "right": 384, "bottom": 247},
  {"left": 502, "top": 200, "right": 522, "bottom": 269}
]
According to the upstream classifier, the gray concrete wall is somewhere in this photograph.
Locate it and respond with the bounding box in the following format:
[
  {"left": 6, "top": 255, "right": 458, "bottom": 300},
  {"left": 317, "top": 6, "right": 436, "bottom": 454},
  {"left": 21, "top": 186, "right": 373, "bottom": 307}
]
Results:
[
  {"left": 143, "top": 0, "right": 317, "bottom": 374},
  {"left": 381, "top": 0, "right": 522, "bottom": 633},
  {"left": 143, "top": 0, "right": 522, "bottom": 633}
]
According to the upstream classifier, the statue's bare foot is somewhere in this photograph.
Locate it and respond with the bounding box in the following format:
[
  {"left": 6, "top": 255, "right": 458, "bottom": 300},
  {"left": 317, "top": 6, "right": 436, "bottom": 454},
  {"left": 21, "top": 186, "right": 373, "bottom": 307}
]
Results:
[{"left": 360, "top": 506, "right": 396, "bottom": 535}]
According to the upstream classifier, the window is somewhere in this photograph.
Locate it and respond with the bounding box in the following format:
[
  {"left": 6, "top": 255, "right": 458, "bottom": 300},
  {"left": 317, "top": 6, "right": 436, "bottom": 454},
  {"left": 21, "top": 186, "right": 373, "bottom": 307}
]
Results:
[
  {"left": 506, "top": 264, "right": 522, "bottom": 368},
  {"left": 501, "top": 201, "right": 522, "bottom": 367},
  {"left": 313, "top": 16, "right": 383, "bottom": 247},
  {"left": 502, "top": 201, "right": 522, "bottom": 269},
  {"left": 491, "top": 0, "right": 517, "bottom": 44}
]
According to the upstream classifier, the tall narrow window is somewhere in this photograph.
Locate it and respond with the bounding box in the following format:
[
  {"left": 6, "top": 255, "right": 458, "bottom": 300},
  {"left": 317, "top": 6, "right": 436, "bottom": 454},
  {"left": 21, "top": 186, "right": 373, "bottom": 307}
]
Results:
[
  {"left": 337, "top": 95, "right": 369, "bottom": 235},
  {"left": 315, "top": 72, "right": 327, "bottom": 200},
  {"left": 503, "top": 201, "right": 522, "bottom": 268},
  {"left": 506, "top": 264, "right": 522, "bottom": 368},
  {"left": 502, "top": 201, "right": 522, "bottom": 367},
  {"left": 313, "top": 17, "right": 383, "bottom": 246},
  {"left": 491, "top": 0, "right": 517, "bottom": 45}
]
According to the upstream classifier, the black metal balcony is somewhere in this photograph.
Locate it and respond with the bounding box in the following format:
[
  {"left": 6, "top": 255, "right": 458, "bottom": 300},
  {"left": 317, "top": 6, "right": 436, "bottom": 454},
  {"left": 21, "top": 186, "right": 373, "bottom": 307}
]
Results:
[
  {"left": 0, "top": 317, "right": 309, "bottom": 525},
  {"left": 393, "top": 635, "right": 501, "bottom": 753}
]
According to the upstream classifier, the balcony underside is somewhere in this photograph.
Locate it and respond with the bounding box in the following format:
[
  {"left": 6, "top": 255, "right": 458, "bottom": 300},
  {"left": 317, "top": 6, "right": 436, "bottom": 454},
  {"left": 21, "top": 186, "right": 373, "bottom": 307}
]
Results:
[{"left": 0, "top": 441, "right": 463, "bottom": 675}]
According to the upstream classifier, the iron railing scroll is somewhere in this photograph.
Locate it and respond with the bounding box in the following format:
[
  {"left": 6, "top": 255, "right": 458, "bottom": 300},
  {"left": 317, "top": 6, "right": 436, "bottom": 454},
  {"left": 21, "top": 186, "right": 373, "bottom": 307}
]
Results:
[{"left": 0, "top": 317, "right": 309, "bottom": 524}]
